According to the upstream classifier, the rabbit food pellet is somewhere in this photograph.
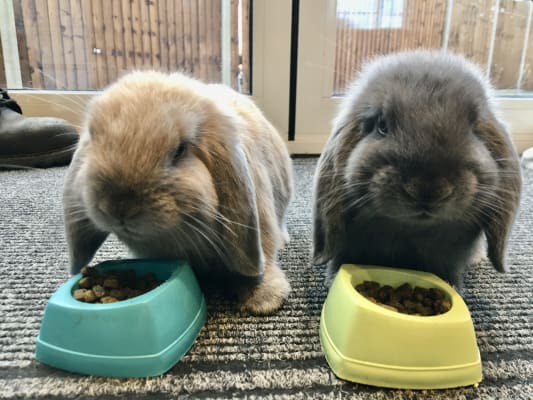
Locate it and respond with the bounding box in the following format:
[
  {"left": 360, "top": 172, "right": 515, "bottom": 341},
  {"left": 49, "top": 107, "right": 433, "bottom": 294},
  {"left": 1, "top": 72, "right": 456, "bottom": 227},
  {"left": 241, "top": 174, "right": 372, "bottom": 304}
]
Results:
[
  {"left": 355, "top": 281, "right": 451, "bottom": 316},
  {"left": 72, "top": 266, "right": 162, "bottom": 303}
]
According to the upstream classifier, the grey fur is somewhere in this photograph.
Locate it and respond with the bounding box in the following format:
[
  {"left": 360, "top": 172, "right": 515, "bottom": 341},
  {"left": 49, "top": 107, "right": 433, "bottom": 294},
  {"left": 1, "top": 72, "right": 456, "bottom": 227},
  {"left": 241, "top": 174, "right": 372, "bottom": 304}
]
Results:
[{"left": 312, "top": 50, "right": 522, "bottom": 287}]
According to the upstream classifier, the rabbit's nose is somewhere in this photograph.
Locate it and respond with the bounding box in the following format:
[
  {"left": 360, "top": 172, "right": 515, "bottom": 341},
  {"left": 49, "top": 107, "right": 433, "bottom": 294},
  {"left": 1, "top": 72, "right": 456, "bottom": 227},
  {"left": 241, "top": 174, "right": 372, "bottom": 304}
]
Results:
[
  {"left": 97, "top": 197, "right": 142, "bottom": 222},
  {"left": 404, "top": 178, "right": 454, "bottom": 204}
]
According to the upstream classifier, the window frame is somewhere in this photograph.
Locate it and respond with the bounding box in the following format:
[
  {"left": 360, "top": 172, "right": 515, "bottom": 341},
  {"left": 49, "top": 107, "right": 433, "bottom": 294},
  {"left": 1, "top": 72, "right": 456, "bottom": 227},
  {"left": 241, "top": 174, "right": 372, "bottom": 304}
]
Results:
[
  {"left": 2, "top": 0, "right": 532, "bottom": 154},
  {"left": 294, "top": 0, "right": 533, "bottom": 154}
]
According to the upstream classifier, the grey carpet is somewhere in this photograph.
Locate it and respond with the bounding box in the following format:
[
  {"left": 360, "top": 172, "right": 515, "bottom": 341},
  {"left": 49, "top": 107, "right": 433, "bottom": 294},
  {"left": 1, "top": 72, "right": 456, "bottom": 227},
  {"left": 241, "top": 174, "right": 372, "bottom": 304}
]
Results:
[{"left": 1, "top": 158, "right": 531, "bottom": 399}]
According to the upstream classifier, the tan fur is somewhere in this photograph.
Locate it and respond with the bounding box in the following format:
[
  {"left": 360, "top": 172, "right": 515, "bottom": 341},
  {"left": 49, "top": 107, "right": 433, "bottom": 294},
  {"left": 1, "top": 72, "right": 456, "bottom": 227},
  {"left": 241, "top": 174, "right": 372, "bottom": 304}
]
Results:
[{"left": 63, "top": 71, "right": 293, "bottom": 314}]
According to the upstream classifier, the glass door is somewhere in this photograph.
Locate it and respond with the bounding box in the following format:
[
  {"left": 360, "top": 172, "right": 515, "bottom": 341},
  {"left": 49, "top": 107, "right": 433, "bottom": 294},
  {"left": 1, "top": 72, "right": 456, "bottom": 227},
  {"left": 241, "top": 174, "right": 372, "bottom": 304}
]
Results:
[
  {"left": 3, "top": 0, "right": 530, "bottom": 153},
  {"left": 1, "top": 0, "right": 251, "bottom": 91},
  {"left": 0, "top": 0, "right": 293, "bottom": 140},
  {"left": 294, "top": 0, "right": 533, "bottom": 153}
]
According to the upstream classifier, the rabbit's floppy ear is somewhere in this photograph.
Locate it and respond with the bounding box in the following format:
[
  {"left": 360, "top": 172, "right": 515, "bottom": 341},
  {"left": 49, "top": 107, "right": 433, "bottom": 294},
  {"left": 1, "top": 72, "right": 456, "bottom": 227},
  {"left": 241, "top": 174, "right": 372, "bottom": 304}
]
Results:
[
  {"left": 476, "top": 118, "right": 522, "bottom": 272},
  {"left": 63, "top": 151, "right": 109, "bottom": 275},
  {"left": 198, "top": 138, "right": 263, "bottom": 277},
  {"left": 312, "top": 127, "right": 351, "bottom": 265},
  {"left": 312, "top": 153, "right": 340, "bottom": 265}
]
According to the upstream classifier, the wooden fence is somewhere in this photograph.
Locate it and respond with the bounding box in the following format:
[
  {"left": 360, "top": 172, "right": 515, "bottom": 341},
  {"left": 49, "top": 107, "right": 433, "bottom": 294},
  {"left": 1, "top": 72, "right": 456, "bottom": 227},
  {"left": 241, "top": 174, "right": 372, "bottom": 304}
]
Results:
[
  {"left": 1, "top": 1, "right": 531, "bottom": 94},
  {"left": 334, "top": 0, "right": 447, "bottom": 93},
  {"left": 448, "top": 0, "right": 532, "bottom": 90},
  {"left": 0, "top": 0, "right": 250, "bottom": 92},
  {"left": 334, "top": 0, "right": 533, "bottom": 94}
]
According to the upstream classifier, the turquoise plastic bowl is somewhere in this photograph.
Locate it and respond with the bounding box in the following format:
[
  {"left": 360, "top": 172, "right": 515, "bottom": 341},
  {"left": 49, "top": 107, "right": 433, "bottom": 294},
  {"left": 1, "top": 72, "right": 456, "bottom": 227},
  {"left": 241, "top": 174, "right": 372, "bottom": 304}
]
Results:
[{"left": 35, "top": 259, "right": 206, "bottom": 377}]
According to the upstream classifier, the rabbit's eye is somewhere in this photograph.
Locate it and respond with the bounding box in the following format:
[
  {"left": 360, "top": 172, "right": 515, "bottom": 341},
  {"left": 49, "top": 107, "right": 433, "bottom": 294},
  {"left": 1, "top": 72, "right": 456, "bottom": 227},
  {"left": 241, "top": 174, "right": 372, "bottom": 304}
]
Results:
[
  {"left": 377, "top": 116, "right": 388, "bottom": 136},
  {"left": 171, "top": 142, "right": 188, "bottom": 164}
]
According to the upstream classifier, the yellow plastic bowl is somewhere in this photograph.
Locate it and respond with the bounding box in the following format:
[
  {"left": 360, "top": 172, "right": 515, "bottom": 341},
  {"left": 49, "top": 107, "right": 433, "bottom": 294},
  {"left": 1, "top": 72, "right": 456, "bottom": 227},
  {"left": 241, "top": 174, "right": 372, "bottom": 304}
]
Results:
[{"left": 320, "top": 264, "right": 482, "bottom": 389}]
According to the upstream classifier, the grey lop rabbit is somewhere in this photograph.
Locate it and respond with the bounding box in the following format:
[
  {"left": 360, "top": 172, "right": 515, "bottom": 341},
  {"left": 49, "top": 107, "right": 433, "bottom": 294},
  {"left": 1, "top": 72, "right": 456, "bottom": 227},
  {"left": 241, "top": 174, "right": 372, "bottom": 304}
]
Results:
[
  {"left": 312, "top": 50, "right": 522, "bottom": 287},
  {"left": 63, "top": 71, "right": 293, "bottom": 314}
]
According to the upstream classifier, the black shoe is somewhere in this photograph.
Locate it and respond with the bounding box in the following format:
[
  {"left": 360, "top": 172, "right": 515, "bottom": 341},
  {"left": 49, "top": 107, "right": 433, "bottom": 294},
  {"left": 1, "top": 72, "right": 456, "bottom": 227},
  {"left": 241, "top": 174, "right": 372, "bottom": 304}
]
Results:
[{"left": 0, "top": 89, "right": 79, "bottom": 169}]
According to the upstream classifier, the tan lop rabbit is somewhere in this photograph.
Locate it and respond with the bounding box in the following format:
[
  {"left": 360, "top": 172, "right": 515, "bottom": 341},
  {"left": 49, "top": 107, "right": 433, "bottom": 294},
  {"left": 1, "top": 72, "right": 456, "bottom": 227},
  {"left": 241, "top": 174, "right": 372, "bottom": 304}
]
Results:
[
  {"left": 312, "top": 50, "right": 522, "bottom": 288},
  {"left": 63, "top": 71, "right": 293, "bottom": 314}
]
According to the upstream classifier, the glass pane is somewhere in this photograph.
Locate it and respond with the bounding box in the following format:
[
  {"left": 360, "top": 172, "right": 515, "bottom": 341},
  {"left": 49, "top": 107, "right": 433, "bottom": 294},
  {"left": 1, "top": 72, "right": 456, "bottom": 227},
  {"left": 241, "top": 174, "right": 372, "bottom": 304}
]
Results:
[
  {"left": 334, "top": 0, "right": 533, "bottom": 96},
  {"left": 447, "top": 0, "right": 532, "bottom": 94},
  {"left": 0, "top": 0, "right": 251, "bottom": 93}
]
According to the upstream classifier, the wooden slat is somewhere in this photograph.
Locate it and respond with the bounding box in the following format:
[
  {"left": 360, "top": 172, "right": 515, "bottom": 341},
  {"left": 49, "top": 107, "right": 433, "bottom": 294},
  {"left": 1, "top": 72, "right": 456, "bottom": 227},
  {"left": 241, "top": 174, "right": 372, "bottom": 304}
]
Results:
[
  {"left": 416, "top": 0, "right": 428, "bottom": 47},
  {"left": 446, "top": 0, "right": 494, "bottom": 66},
  {"left": 345, "top": 19, "right": 356, "bottom": 88},
  {"left": 197, "top": 0, "right": 208, "bottom": 81},
  {"left": 241, "top": 0, "right": 250, "bottom": 94},
  {"left": 412, "top": 0, "right": 424, "bottom": 48},
  {"left": 46, "top": 0, "right": 67, "bottom": 89},
  {"left": 207, "top": 0, "right": 216, "bottom": 81},
  {"left": 490, "top": 0, "right": 530, "bottom": 89},
  {"left": 129, "top": 0, "right": 144, "bottom": 68},
  {"left": 90, "top": 0, "right": 108, "bottom": 88},
  {"left": 336, "top": 8, "right": 354, "bottom": 93},
  {"left": 182, "top": 0, "right": 193, "bottom": 74},
  {"left": 189, "top": 0, "right": 200, "bottom": 78},
  {"left": 376, "top": 12, "right": 384, "bottom": 53},
  {"left": 165, "top": 0, "right": 177, "bottom": 73},
  {"left": 139, "top": 0, "right": 152, "bottom": 69},
  {"left": 430, "top": 0, "right": 447, "bottom": 47},
  {"left": 58, "top": 0, "right": 77, "bottom": 89},
  {"left": 394, "top": 1, "right": 407, "bottom": 52},
  {"left": 80, "top": 0, "right": 97, "bottom": 88},
  {"left": 175, "top": 0, "right": 186, "bottom": 72},
  {"left": 33, "top": 1, "right": 56, "bottom": 88},
  {"left": 335, "top": 8, "right": 361, "bottom": 92},
  {"left": 112, "top": 0, "right": 126, "bottom": 78},
  {"left": 119, "top": 0, "right": 135, "bottom": 72},
  {"left": 209, "top": 0, "right": 222, "bottom": 82},
  {"left": 69, "top": 0, "right": 89, "bottom": 89},
  {"left": 148, "top": 0, "right": 161, "bottom": 69},
  {"left": 158, "top": 0, "right": 169, "bottom": 72},
  {"left": 102, "top": 0, "right": 118, "bottom": 83},
  {"left": 13, "top": 0, "right": 31, "bottom": 88},
  {"left": 230, "top": 0, "right": 239, "bottom": 90}
]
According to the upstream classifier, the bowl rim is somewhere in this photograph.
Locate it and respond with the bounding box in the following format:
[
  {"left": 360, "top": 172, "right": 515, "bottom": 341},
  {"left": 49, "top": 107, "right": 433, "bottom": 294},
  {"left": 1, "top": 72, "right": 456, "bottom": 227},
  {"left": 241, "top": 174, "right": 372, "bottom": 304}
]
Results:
[
  {"left": 338, "top": 264, "right": 467, "bottom": 321},
  {"left": 55, "top": 258, "right": 189, "bottom": 309}
]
